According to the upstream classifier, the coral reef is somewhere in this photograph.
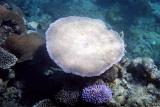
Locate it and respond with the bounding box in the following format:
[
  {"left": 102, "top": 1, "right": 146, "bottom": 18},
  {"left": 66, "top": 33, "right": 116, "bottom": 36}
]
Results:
[
  {"left": 109, "top": 57, "right": 160, "bottom": 107},
  {"left": 111, "top": 78, "right": 160, "bottom": 107},
  {"left": 82, "top": 84, "right": 112, "bottom": 105},
  {"left": 0, "top": 1, "right": 159, "bottom": 107},
  {"left": 128, "top": 57, "right": 160, "bottom": 84}
]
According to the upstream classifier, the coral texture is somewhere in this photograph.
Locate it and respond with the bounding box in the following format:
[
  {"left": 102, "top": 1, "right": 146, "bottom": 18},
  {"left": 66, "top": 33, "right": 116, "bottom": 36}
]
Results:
[
  {"left": 55, "top": 88, "right": 80, "bottom": 106},
  {"left": 46, "top": 16, "right": 125, "bottom": 77},
  {"left": 32, "top": 99, "right": 54, "bottom": 107},
  {"left": 2, "top": 32, "right": 45, "bottom": 62},
  {"left": 0, "top": 47, "right": 17, "bottom": 69},
  {"left": 128, "top": 57, "right": 160, "bottom": 82},
  {"left": 0, "top": 5, "right": 26, "bottom": 44},
  {"left": 82, "top": 84, "right": 112, "bottom": 104}
]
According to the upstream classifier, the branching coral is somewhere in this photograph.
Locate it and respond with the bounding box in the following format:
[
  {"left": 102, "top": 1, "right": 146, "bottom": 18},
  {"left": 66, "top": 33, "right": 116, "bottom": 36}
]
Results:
[
  {"left": 46, "top": 16, "right": 125, "bottom": 77},
  {"left": 82, "top": 84, "right": 112, "bottom": 104}
]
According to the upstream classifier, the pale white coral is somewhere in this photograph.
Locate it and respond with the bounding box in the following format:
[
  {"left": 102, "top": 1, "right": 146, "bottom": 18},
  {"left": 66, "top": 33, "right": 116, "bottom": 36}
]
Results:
[{"left": 46, "top": 16, "right": 124, "bottom": 77}]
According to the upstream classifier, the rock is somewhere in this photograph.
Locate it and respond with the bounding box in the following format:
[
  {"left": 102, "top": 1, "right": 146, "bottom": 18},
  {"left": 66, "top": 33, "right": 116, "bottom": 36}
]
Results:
[
  {"left": 127, "top": 57, "right": 160, "bottom": 83},
  {"left": 127, "top": 85, "right": 156, "bottom": 107},
  {"left": 28, "top": 21, "right": 39, "bottom": 31},
  {"left": 147, "top": 83, "right": 160, "bottom": 97},
  {"left": 100, "top": 66, "right": 119, "bottom": 83},
  {"left": 111, "top": 79, "right": 128, "bottom": 106}
]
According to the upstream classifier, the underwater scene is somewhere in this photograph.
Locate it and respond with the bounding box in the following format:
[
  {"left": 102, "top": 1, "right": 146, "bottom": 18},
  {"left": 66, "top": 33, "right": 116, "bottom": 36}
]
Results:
[{"left": 0, "top": 0, "right": 160, "bottom": 107}]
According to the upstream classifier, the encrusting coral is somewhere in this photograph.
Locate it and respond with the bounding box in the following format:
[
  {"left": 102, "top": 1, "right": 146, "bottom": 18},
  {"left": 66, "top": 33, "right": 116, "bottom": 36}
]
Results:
[
  {"left": 32, "top": 99, "right": 54, "bottom": 107},
  {"left": 127, "top": 57, "right": 160, "bottom": 83},
  {"left": 100, "top": 65, "right": 119, "bottom": 82},
  {"left": 55, "top": 88, "right": 80, "bottom": 106},
  {"left": 2, "top": 32, "right": 45, "bottom": 62},
  {"left": 0, "top": 47, "right": 17, "bottom": 69},
  {"left": 46, "top": 16, "right": 125, "bottom": 77}
]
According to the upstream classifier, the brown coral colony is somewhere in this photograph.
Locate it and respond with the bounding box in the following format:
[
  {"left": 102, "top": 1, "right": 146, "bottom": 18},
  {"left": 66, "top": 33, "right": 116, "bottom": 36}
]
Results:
[
  {"left": 0, "top": 4, "right": 45, "bottom": 69},
  {"left": 0, "top": 5, "right": 26, "bottom": 44},
  {"left": 3, "top": 33, "right": 45, "bottom": 62}
]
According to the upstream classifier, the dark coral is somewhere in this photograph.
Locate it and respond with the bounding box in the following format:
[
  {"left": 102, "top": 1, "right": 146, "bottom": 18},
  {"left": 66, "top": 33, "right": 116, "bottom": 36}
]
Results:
[
  {"left": 0, "top": 86, "right": 23, "bottom": 107},
  {"left": 3, "top": 87, "right": 21, "bottom": 101},
  {"left": 0, "top": 5, "right": 26, "bottom": 44},
  {"left": 127, "top": 57, "right": 160, "bottom": 84},
  {"left": 55, "top": 88, "right": 80, "bottom": 106},
  {"left": 100, "top": 66, "right": 119, "bottom": 83},
  {"left": 1, "top": 100, "right": 21, "bottom": 107},
  {"left": 0, "top": 47, "right": 17, "bottom": 69}
]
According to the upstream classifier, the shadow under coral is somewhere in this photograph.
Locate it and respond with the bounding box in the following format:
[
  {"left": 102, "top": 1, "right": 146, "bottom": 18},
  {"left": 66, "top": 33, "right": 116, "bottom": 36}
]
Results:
[
  {"left": 12, "top": 44, "right": 59, "bottom": 104},
  {"left": 12, "top": 44, "right": 87, "bottom": 106}
]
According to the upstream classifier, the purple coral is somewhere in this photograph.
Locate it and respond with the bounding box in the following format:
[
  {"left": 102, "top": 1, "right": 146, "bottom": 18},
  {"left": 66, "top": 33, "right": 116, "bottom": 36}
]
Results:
[{"left": 82, "top": 84, "right": 112, "bottom": 104}]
